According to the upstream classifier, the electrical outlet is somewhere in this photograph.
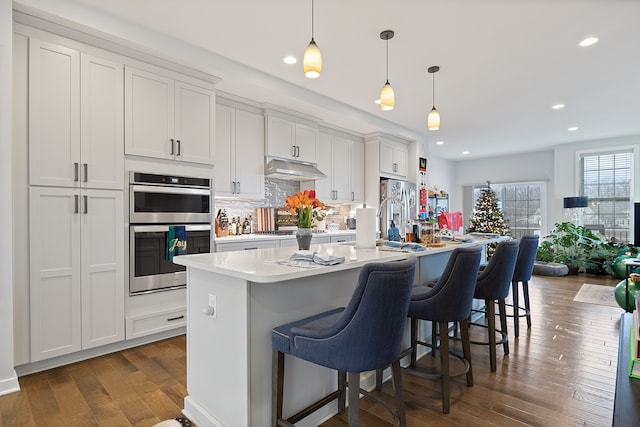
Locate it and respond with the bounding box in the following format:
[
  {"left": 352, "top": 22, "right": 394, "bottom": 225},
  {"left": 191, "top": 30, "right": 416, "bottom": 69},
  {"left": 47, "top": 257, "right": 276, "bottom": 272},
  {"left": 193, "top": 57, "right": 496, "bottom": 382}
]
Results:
[{"left": 208, "top": 294, "right": 217, "bottom": 319}]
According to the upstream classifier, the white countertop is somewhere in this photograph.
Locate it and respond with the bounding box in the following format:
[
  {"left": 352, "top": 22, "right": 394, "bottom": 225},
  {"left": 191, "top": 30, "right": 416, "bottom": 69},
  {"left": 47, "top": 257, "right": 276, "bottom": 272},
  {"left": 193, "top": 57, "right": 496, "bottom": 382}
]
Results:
[
  {"left": 174, "top": 243, "right": 409, "bottom": 283},
  {"left": 214, "top": 230, "right": 356, "bottom": 244},
  {"left": 174, "top": 236, "right": 504, "bottom": 283}
]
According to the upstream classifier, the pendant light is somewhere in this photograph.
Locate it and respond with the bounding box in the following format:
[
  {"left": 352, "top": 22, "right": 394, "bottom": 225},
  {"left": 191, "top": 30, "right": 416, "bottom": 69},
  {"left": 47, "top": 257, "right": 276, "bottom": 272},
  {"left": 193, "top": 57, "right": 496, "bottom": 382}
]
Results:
[
  {"left": 303, "top": 0, "right": 321, "bottom": 78},
  {"left": 427, "top": 65, "right": 440, "bottom": 130},
  {"left": 379, "top": 30, "right": 395, "bottom": 111}
]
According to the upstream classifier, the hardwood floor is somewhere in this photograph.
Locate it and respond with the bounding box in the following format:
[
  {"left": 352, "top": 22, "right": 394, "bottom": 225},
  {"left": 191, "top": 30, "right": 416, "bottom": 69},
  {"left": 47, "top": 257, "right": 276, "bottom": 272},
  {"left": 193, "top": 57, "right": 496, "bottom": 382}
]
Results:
[{"left": 0, "top": 273, "right": 623, "bottom": 426}]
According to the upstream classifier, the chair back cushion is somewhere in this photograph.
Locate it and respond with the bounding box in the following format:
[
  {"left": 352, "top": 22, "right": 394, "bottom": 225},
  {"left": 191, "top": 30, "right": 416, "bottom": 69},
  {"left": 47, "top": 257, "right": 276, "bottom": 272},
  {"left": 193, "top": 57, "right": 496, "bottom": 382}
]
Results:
[
  {"left": 287, "top": 257, "right": 416, "bottom": 372},
  {"left": 474, "top": 240, "right": 520, "bottom": 300},
  {"left": 512, "top": 235, "right": 539, "bottom": 282},
  {"left": 408, "top": 246, "right": 482, "bottom": 322}
]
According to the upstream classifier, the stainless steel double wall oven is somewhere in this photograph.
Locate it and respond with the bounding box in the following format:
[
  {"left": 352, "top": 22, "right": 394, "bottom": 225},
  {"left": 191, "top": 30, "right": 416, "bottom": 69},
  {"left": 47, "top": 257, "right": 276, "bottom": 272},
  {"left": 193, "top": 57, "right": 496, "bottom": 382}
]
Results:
[{"left": 129, "top": 172, "right": 212, "bottom": 294}]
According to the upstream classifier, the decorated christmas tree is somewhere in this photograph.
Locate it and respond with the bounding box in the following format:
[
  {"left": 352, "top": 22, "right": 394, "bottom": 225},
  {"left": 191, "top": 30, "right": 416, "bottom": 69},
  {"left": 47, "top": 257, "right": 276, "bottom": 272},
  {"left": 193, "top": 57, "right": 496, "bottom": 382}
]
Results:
[{"left": 467, "top": 182, "right": 509, "bottom": 255}]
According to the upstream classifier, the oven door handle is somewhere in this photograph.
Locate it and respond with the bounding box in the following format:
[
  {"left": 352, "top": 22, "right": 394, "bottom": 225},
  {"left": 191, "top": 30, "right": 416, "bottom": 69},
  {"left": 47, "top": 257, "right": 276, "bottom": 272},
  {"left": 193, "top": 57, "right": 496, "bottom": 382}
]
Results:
[
  {"left": 131, "top": 224, "right": 212, "bottom": 233},
  {"left": 130, "top": 185, "right": 211, "bottom": 196}
]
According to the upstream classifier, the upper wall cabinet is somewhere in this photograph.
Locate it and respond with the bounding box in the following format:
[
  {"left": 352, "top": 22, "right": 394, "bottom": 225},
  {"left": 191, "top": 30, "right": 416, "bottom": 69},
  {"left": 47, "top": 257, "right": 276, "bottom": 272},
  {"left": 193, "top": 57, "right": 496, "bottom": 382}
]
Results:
[
  {"left": 265, "top": 114, "right": 318, "bottom": 164},
  {"left": 379, "top": 139, "right": 408, "bottom": 179},
  {"left": 124, "top": 66, "right": 215, "bottom": 165},
  {"left": 29, "top": 39, "right": 124, "bottom": 189},
  {"left": 215, "top": 102, "right": 264, "bottom": 199},
  {"left": 309, "top": 130, "right": 364, "bottom": 203}
]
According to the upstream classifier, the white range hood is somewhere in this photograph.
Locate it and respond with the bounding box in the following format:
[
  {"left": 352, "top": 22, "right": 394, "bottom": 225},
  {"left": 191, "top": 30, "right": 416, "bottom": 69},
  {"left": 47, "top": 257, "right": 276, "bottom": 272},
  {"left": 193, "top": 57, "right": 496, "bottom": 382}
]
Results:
[{"left": 264, "top": 158, "right": 327, "bottom": 181}]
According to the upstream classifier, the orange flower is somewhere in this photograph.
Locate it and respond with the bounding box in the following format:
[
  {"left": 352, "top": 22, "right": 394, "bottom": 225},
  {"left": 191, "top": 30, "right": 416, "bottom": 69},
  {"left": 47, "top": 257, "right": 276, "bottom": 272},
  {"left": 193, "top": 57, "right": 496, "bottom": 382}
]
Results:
[{"left": 285, "top": 190, "right": 325, "bottom": 228}]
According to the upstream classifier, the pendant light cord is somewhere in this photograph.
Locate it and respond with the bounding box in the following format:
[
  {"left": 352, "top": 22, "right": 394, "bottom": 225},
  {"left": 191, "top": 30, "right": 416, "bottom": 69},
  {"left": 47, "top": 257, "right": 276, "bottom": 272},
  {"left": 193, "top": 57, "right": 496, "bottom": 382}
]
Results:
[
  {"left": 432, "top": 71, "right": 435, "bottom": 108},
  {"left": 311, "top": 0, "right": 315, "bottom": 40},
  {"left": 386, "top": 38, "right": 389, "bottom": 82}
]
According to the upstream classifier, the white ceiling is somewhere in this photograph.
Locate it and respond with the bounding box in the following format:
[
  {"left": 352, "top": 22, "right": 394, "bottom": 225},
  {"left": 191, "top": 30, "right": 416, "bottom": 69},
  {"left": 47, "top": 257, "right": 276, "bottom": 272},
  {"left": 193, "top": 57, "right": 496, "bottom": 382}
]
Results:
[{"left": 18, "top": 0, "right": 640, "bottom": 160}]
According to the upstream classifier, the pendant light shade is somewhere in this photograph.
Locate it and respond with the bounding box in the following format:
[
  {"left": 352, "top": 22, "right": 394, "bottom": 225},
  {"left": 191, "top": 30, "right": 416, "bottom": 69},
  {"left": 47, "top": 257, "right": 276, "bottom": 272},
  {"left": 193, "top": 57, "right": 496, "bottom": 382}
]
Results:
[
  {"left": 304, "top": 39, "right": 322, "bottom": 78},
  {"left": 380, "top": 81, "right": 395, "bottom": 111},
  {"left": 379, "top": 30, "right": 395, "bottom": 111},
  {"left": 428, "top": 107, "right": 440, "bottom": 130},
  {"left": 427, "top": 65, "right": 440, "bottom": 130},
  {"left": 304, "top": 0, "right": 321, "bottom": 78}
]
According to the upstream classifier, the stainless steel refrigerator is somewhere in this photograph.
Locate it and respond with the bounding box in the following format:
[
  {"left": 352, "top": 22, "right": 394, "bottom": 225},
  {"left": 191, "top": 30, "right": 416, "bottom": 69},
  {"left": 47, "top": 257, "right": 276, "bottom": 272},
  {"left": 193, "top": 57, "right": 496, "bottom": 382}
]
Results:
[{"left": 379, "top": 179, "right": 417, "bottom": 240}]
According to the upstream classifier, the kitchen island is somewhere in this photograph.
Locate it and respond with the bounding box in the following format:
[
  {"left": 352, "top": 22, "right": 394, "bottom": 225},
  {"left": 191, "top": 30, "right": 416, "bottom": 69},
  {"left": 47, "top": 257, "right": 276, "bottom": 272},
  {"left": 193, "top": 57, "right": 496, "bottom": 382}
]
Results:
[{"left": 173, "top": 238, "right": 502, "bottom": 427}]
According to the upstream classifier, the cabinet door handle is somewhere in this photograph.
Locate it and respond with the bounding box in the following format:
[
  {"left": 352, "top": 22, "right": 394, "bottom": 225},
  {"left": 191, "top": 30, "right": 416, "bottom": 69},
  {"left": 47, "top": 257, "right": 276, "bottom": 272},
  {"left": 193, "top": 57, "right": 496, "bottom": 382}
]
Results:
[
  {"left": 74, "top": 162, "right": 79, "bottom": 182},
  {"left": 83, "top": 195, "right": 88, "bottom": 214},
  {"left": 170, "top": 138, "right": 175, "bottom": 155},
  {"left": 83, "top": 163, "right": 88, "bottom": 183},
  {"left": 74, "top": 195, "right": 79, "bottom": 213},
  {"left": 167, "top": 315, "right": 185, "bottom": 322},
  {"left": 291, "top": 145, "right": 296, "bottom": 157},
  {"left": 232, "top": 181, "right": 236, "bottom": 194},
  {"left": 244, "top": 247, "right": 258, "bottom": 250},
  {"left": 177, "top": 139, "right": 181, "bottom": 156},
  {"left": 236, "top": 181, "right": 241, "bottom": 194},
  {"left": 296, "top": 145, "right": 300, "bottom": 158},
  {"left": 351, "top": 192, "right": 354, "bottom": 202}
]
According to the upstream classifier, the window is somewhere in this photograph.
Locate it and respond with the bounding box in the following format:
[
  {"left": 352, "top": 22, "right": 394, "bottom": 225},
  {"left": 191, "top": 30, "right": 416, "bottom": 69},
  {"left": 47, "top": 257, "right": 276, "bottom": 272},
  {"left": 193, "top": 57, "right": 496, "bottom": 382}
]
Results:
[
  {"left": 580, "top": 151, "right": 632, "bottom": 242},
  {"left": 472, "top": 182, "right": 544, "bottom": 240}
]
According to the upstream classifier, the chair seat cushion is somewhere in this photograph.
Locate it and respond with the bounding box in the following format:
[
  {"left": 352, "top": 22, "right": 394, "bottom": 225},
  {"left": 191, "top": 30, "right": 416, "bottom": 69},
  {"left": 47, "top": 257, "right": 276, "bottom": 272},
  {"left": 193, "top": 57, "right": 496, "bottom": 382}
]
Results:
[{"left": 272, "top": 308, "right": 344, "bottom": 354}]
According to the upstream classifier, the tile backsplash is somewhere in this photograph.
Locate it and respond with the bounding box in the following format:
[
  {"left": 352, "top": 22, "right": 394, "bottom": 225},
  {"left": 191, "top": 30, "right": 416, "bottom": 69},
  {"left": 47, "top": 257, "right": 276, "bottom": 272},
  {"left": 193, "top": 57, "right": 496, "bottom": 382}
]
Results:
[{"left": 214, "top": 178, "right": 359, "bottom": 230}]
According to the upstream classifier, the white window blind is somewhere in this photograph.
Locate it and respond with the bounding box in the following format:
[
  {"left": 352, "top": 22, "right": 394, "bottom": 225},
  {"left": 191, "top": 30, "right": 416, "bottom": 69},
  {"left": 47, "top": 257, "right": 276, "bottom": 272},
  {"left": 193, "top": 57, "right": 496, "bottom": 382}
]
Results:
[{"left": 580, "top": 150, "right": 632, "bottom": 242}]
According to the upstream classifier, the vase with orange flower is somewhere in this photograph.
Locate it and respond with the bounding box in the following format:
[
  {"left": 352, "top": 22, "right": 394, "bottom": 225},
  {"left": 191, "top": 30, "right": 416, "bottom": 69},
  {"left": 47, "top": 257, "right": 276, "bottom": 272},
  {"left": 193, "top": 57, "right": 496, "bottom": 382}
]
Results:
[{"left": 285, "top": 190, "right": 325, "bottom": 250}]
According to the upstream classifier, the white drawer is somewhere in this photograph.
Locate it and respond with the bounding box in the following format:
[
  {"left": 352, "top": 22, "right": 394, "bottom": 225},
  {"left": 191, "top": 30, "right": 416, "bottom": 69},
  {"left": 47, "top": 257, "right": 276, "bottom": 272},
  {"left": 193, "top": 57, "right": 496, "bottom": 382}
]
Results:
[{"left": 126, "top": 307, "right": 186, "bottom": 340}]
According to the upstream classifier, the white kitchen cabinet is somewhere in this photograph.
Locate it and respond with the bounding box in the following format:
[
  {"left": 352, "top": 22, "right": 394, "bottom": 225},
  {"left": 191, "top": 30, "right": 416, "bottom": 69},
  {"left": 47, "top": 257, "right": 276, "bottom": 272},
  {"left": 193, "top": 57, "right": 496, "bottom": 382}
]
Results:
[
  {"left": 125, "top": 66, "right": 215, "bottom": 164},
  {"left": 306, "top": 130, "right": 364, "bottom": 203},
  {"left": 215, "top": 103, "right": 264, "bottom": 198},
  {"left": 265, "top": 115, "right": 318, "bottom": 164},
  {"left": 29, "top": 187, "right": 124, "bottom": 361},
  {"left": 380, "top": 139, "right": 408, "bottom": 178},
  {"left": 350, "top": 140, "right": 365, "bottom": 203},
  {"left": 29, "top": 39, "right": 123, "bottom": 189}
]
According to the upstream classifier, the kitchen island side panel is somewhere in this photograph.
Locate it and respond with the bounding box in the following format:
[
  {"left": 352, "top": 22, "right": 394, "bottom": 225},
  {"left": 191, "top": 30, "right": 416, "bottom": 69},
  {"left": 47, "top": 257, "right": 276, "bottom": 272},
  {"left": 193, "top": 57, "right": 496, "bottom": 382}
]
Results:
[{"left": 186, "top": 268, "right": 250, "bottom": 427}]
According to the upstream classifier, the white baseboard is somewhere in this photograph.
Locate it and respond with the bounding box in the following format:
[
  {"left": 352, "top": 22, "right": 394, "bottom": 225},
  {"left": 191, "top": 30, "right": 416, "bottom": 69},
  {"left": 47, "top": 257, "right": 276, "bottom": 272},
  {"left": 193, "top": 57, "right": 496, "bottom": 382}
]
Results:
[{"left": 0, "top": 371, "right": 20, "bottom": 396}]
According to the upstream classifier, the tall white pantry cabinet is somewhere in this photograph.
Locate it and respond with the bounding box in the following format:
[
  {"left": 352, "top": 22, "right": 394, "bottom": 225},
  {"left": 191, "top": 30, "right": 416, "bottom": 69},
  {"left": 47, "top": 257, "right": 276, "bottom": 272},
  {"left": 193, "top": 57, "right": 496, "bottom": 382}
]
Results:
[{"left": 28, "top": 38, "right": 125, "bottom": 361}]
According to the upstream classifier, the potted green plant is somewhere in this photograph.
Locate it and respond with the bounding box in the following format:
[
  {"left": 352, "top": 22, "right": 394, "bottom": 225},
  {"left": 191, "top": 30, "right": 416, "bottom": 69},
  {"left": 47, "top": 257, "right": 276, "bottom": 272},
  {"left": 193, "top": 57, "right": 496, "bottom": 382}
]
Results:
[{"left": 536, "top": 222, "right": 606, "bottom": 274}]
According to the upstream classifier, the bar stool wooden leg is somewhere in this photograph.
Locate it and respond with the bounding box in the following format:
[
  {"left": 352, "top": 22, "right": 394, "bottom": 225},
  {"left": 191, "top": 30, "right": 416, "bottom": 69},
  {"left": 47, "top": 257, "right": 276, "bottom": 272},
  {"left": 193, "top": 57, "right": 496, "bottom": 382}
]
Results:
[
  {"left": 511, "top": 280, "right": 520, "bottom": 337},
  {"left": 460, "top": 319, "right": 473, "bottom": 387},
  {"left": 272, "top": 349, "right": 285, "bottom": 427},
  {"left": 523, "top": 280, "right": 532, "bottom": 328},
  {"left": 432, "top": 321, "right": 438, "bottom": 358},
  {"left": 390, "top": 359, "right": 407, "bottom": 427},
  {"left": 439, "top": 321, "right": 451, "bottom": 414},
  {"left": 410, "top": 318, "right": 418, "bottom": 368},
  {"left": 486, "top": 299, "right": 497, "bottom": 372},
  {"left": 338, "top": 371, "right": 346, "bottom": 414},
  {"left": 347, "top": 372, "right": 360, "bottom": 427},
  {"left": 499, "top": 299, "right": 510, "bottom": 355}
]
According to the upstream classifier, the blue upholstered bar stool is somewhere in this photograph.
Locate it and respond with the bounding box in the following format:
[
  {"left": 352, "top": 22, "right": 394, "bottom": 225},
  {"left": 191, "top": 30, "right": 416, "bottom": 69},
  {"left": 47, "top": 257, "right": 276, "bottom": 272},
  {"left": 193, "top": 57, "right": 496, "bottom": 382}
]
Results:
[
  {"left": 470, "top": 239, "right": 520, "bottom": 372},
  {"left": 404, "top": 246, "right": 483, "bottom": 414},
  {"left": 508, "top": 235, "right": 540, "bottom": 337},
  {"left": 271, "top": 258, "right": 416, "bottom": 427}
]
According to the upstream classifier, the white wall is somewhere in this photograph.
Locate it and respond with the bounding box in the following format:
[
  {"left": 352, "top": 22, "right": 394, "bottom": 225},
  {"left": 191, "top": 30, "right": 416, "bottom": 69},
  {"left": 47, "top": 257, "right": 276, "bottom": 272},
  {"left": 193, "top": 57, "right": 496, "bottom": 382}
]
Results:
[
  {"left": 452, "top": 149, "right": 554, "bottom": 232},
  {"left": 427, "top": 154, "right": 454, "bottom": 201},
  {"left": 1, "top": 0, "right": 19, "bottom": 395}
]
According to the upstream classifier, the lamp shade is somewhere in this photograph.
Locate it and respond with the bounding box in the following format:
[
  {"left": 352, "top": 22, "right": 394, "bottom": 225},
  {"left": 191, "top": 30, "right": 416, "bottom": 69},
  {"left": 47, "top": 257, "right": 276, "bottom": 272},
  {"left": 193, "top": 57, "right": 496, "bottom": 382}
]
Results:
[
  {"left": 427, "top": 107, "right": 440, "bottom": 130},
  {"left": 380, "top": 81, "right": 395, "bottom": 110},
  {"left": 563, "top": 196, "right": 589, "bottom": 208},
  {"left": 304, "top": 40, "right": 322, "bottom": 78}
]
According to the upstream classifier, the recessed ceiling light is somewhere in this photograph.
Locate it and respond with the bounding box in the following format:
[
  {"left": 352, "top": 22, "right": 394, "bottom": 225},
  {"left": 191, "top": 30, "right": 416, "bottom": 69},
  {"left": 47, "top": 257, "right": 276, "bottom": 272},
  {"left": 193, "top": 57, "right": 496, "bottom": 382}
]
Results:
[
  {"left": 568, "top": 126, "right": 579, "bottom": 131},
  {"left": 552, "top": 104, "right": 565, "bottom": 110},
  {"left": 283, "top": 56, "right": 297, "bottom": 65},
  {"left": 436, "top": 141, "right": 444, "bottom": 145},
  {"left": 462, "top": 151, "right": 469, "bottom": 155},
  {"left": 578, "top": 37, "right": 599, "bottom": 47}
]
